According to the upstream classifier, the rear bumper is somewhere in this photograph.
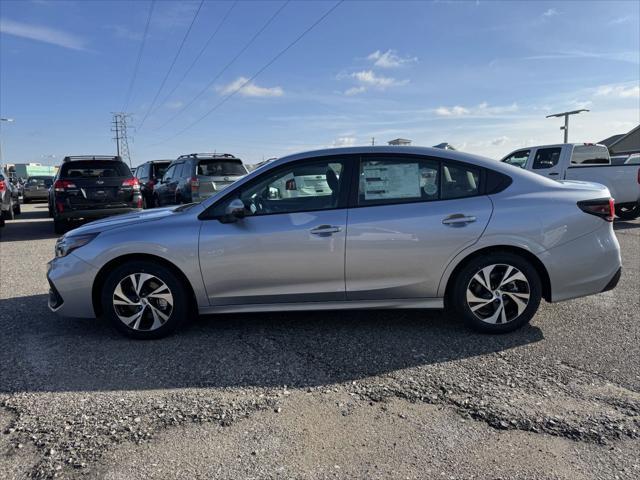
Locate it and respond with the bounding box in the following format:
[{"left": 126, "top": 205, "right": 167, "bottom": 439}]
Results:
[
  {"left": 23, "top": 191, "right": 49, "bottom": 200},
  {"left": 57, "top": 207, "right": 141, "bottom": 220},
  {"left": 542, "top": 222, "right": 622, "bottom": 302}
]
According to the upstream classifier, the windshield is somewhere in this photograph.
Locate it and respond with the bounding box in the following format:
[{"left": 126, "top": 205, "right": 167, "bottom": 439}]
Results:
[
  {"left": 28, "top": 176, "right": 54, "bottom": 187},
  {"left": 197, "top": 159, "right": 247, "bottom": 176},
  {"left": 61, "top": 161, "right": 131, "bottom": 178}
]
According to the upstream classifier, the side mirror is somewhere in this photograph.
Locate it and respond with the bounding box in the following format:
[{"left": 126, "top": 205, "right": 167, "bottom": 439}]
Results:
[{"left": 222, "top": 198, "right": 246, "bottom": 223}]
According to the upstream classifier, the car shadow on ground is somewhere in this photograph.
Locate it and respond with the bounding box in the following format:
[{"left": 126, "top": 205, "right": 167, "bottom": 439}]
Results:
[
  {"left": 0, "top": 205, "right": 58, "bottom": 242},
  {"left": 0, "top": 294, "right": 543, "bottom": 393},
  {"left": 613, "top": 219, "right": 640, "bottom": 231}
]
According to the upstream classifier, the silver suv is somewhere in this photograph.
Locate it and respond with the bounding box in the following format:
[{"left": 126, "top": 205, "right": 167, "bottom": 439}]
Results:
[{"left": 47, "top": 146, "right": 621, "bottom": 339}]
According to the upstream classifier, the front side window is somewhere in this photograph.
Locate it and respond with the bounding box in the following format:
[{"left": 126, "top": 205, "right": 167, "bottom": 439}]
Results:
[
  {"left": 162, "top": 165, "right": 176, "bottom": 182},
  {"left": 154, "top": 163, "right": 169, "bottom": 179},
  {"left": 501, "top": 150, "right": 530, "bottom": 168},
  {"left": 215, "top": 159, "right": 345, "bottom": 218},
  {"left": 532, "top": 148, "right": 561, "bottom": 169},
  {"left": 358, "top": 157, "right": 440, "bottom": 206}
]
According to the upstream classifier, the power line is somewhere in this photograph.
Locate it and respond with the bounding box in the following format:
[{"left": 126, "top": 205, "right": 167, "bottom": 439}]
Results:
[
  {"left": 122, "top": 0, "right": 156, "bottom": 112},
  {"left": 137, "top": 0, "right": 205, "bottom": 130},
  {"left": 154, "top": 0, "right": 344, "bottom": 145},
  {"left": 153, "top": 0, "right": 290, "bottom": 132},
  {"left": 154, "top": 0, "right": 238, "bottom": 115}
]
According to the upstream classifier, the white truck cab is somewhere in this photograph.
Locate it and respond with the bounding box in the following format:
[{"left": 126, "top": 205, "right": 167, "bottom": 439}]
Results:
[{"left": 501, "top": 143, "right": 640, "bottom": 220}]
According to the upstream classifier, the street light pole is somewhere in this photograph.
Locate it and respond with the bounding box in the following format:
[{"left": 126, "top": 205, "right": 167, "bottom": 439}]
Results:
[{"left": 546, "top": 109, "right": 589, "bottom": 143}]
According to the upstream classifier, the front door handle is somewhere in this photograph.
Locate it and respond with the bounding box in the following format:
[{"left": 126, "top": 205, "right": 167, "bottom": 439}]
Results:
[
  {"left": 442, "top": 214, "right": 476, "bottom": 226},
  {"left": 548, "top": 172, "right": 559, "bottom": 176},
  {"left": 310, "top": 224, "right": 342, "bottom": 236}
]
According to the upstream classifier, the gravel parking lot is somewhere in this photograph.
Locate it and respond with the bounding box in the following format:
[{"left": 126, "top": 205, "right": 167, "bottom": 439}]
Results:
[{"left": 1, "top": 203, "right": 639, "bottom": 480}]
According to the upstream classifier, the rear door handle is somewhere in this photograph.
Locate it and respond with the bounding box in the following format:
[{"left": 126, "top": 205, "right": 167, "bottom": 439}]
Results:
[
  {"left": 442, "top": 214, "right": 476, "bottom": 226},
  {"left": 310, "top": 224, "right": 342, "bottom": 235}
]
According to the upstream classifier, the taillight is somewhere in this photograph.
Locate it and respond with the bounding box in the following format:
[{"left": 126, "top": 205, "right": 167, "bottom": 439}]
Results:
[
  {"left": 122, "top": 178, "right": 140, "bottom": 191},
  {"left": 0, "top": 180, "right": 5, "bottom": 192},
  {"left": 54, "top": 180, "right": 77, "bottom": 192},
  {"left": 578, "top": 198, "right": 615, "bottom": 222},
  {"left": 190, "top": 177, "right": 199, "bottom": 192}
]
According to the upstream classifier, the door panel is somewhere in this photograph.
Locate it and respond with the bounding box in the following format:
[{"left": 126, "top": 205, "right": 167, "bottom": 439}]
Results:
[
  {"left": 199, "top": 210, "right": 347, "bottom": 305},
  {"left": 345, "top": 196, "right": 493, "bottom": 299}
]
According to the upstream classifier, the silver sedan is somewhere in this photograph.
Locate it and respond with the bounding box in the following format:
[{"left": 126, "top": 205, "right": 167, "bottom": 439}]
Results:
[{"left": 47, "top": 146, "right": 621, "bottom": 339}]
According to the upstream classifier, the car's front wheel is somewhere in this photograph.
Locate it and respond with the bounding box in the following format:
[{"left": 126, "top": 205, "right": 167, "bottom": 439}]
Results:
[
  {"left": 450, "top": 252, "right": 542, "bottom": 333},
  {"left": 101, "top": 261, "right": 190, "bottom": 339}
]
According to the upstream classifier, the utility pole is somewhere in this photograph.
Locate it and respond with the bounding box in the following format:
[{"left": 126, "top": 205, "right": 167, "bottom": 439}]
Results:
[
  {"left": 371, "top": 137, "right": 375, "bottom": 146},
  {"left": 546, "top": 109, "right": 589, "bottom": 143},
  {"left": 111, "top": 112, "right": 133, "bottom": 166}
]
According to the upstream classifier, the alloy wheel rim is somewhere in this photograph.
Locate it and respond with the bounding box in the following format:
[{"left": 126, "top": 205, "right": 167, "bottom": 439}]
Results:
[
  {"left": 466, "top": 264, "right": 530, "bottom": 324},
  {"left": 112, "top": 273, "right": 174, "bottom": 331}
]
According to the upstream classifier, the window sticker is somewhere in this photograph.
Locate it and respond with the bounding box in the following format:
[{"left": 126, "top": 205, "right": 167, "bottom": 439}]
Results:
[{"left": 362, "top": 162, "right": 421, "bottom": 200}]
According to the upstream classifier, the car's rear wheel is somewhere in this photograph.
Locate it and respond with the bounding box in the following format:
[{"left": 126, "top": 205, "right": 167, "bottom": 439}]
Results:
[
  {"left": 101, "top": 261, "right": 189, "bottom": 339},
  {"left": 450, "top": 252, "right": 542, "bottom": 333},
  {"left": 615, "top": 203, "right": 640, "bottom": 220},
  {"left": 23, "top": 197, "right": 31, "bottom": 204},
  {"left": 13, "top": 201, "right": 21, "bottom": 215}
]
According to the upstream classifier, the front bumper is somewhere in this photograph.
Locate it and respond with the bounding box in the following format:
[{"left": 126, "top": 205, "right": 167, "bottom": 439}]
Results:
[
  {"left": 47, "top": 253, "right": 99, "bottom": 318},
  {"left": 57, "top": 207, "right": 141, "bottom": 220}
]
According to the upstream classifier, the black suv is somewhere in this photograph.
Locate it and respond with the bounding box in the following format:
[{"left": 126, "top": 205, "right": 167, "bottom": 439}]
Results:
[
  {"left": 49, "top": 156, "right": 141, "bottom": 234},
  {"left": 135, "top": 160, "right": 171, "bottom": 208},
  {"left": 154, "top": 153, "right": 247, "bottom": 207}
]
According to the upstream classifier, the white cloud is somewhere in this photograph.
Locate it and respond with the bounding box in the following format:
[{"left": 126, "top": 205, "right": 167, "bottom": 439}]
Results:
[
  {"left": 490, "top": 136, "right": 509, "bottom": 146},
  {"left": 342, "top": 70, "right": 408, "bottom": 95},
  {"left": 332, "top": 136, "right": 356, "bottom": 147},
  {"left": 0, "top": 18, "right": 87, "bottom": 51},
  {"left": 367, "top": 49, "right": 418, "bottom": 68},
  {"left": 607, "top": 15, "right": 632, "bottom": 25},
  {"left": 105, "top": 25, "right": 143, "bottom": 41},
  {"left": 217, "top": 77, "right": 284, "bottom": 98},
  {"left": 595, "top": 84, "right": 640, "bottom": 99},
  {"left": 542, "top": 8, "right": 559, "bottom": 17},
  {"left": 164, "top": 100, "right": 184, "bottom": 110},
  {"left": 434, "top": 102, "right": 518, "bottom": 117}
]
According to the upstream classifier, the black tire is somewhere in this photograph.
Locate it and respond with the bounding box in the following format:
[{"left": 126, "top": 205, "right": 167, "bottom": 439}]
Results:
[
  {"left": 101, "top": 261, "right": 190, "bottom": 339},
  {"left": 4, "top": 201, "right": 15, "bottom": 221},
  {"left": 13, "top": 201, "right": 21, "bottom": 215},
  {"left": 615, "top": 203, "right": 640, "bottom": 221},
  {"left": 142, "top": 196, "right": 148, "bottom": 209},
  {"left": 0, "top": 211, "right": 5, "bottom": 227},
  {"left": 53, "top": 217, "right": 67, "bottom": 235},
  {"left": 450, "top": 252, "right": 542, "bottom": 334},
  {"left": 23, "top": 197, "right": 31, "bottom": 204}
]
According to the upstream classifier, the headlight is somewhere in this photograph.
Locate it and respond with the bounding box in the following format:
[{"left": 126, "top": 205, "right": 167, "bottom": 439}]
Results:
[{"left": 55, "top": 233, "right": 99, "bottom": 258}]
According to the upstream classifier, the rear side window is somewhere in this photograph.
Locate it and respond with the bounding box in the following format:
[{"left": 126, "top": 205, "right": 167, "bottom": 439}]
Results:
[
  {"left": 571, "top": 145, "right": 610, "bottom": 165},
  {"left": 532, "top": 148, "right": 561, "bottom": 169},
  {"left": 61, "top": 161, "right": 130, "bottom": 178},
  {"left": 441, "top": 163, "right": 480, "bottom": 199},
  {"left": 179, "top": 162, "right": 192, "bottom": 178},
  {"left": 197, "top": 159, "right": 246, "bottom": 176},
  {"left": 154, "top": 163, "right": 169, "bottom": 178},
  {"left": 501, "top": 150, "right": 530, "bottom": 168},
  {"left": 358, "top": 157, "right": 440, "bottom": 206}
]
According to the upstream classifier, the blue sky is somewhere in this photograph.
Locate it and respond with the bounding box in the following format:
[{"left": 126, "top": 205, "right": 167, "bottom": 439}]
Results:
[{"left": 1, "top": 0, "right": 638, "bottom": 166}]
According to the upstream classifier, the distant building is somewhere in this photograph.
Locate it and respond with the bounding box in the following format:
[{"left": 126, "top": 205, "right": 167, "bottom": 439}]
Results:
[
  {"left": 599, "top": 124, "right": 639, "bottom": 157},
  {"left": 433, "top": 142, "right": 456, "bottom": 150},
  {"left": 388, "top": 138, "right": 412, "bottom": 146}
]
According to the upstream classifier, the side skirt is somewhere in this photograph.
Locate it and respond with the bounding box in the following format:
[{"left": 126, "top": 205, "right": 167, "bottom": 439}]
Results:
[{"left": 199, "top": 298, "right": 444, "bottom": 315}]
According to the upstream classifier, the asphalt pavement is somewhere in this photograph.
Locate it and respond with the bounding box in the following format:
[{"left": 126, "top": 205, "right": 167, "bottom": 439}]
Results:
[{"left": 1, "top": 203, "right": 639, "bottom": 480}]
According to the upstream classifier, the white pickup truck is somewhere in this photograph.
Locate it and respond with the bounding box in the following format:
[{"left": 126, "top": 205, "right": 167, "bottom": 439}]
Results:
[{"left": 501, "top": 143, "right": 640, "bottom": 220}]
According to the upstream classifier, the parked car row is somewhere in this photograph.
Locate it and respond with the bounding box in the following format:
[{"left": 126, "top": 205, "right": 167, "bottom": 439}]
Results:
[{"left": 0, "top": 170, "right": 22, "bottom": 227}]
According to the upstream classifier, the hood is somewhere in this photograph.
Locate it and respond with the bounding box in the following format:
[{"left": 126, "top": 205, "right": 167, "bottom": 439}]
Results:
[{"left": 66, "top": 206, "right": 180, "bottom": 236}]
